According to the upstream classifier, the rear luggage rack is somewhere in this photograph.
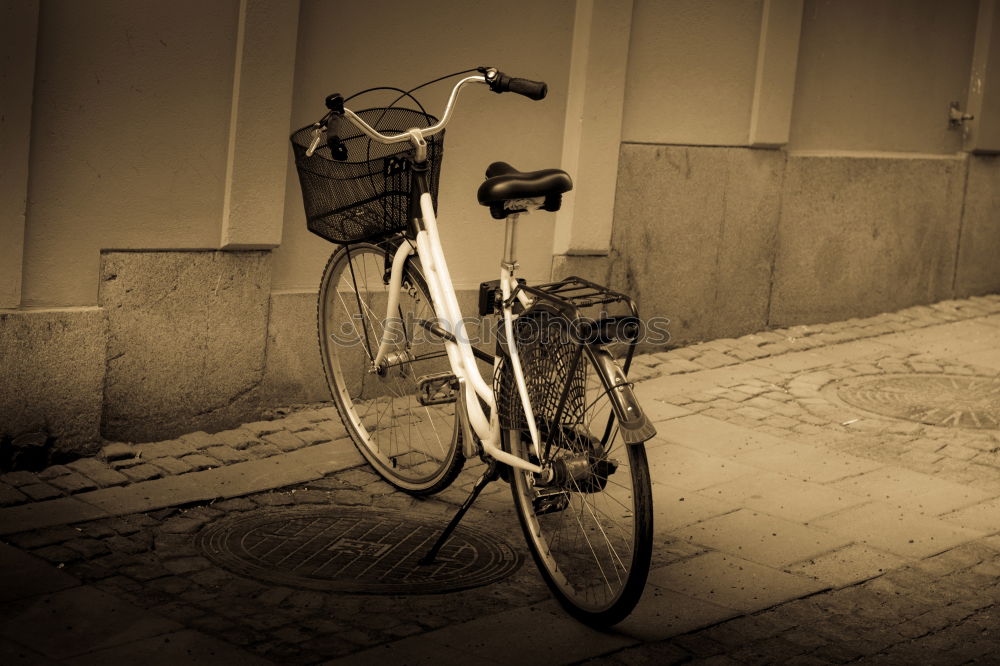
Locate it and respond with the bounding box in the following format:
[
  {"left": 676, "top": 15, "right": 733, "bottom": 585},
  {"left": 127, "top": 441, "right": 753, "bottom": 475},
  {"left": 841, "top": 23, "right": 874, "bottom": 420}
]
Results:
[
  {"left": 509, "top": 276, "right": 642, "bottom": 375},
  {"left": 517, "top": 276, "right": 634, "bottom": 312}
]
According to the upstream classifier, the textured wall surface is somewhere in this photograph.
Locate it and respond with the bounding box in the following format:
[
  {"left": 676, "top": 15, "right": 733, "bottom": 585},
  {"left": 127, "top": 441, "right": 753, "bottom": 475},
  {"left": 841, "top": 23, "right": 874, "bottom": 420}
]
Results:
[
  {"left": 0, "top": 308, "right": 106, "bottom": 455},
  {"left": 769, "top": 155, "right": 966, "bottom": 325},
  {"left": 955, "top": 155, "right": 1000, "bottom": 296},
  {"left": 260, "top": 290, "right": 327, "bottom": 406},
  {"left": 609, "top": 144, "right": 782, "bottom": 342},
  {"left": 99, "top": 251, "right": 271, "bottom": 441},
  {"left": 610, "top": 147, "right": 995, "bottom": 343}
]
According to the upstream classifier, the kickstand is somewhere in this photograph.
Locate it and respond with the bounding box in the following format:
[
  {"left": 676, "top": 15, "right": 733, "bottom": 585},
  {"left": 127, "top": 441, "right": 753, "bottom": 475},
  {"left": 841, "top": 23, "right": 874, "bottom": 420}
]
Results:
[{"left": 419, "top": 460, "right": 502, "bottom": 565}]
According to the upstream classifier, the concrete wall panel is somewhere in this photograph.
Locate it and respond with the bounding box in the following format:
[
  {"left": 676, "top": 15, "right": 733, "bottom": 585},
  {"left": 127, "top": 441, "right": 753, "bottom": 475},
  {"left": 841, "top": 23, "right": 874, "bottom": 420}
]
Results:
[
  {"left": 770, "top": 156, "right": 966, "bottom": 325},
  {"left": 609, "top": 144, "right": 782, "bottom": 344},
  {"left": 259, "top": 290, "right": 327, "bottom": 406},
  {"left": 0, "top": 308, "right": 105, "bottom": 455},
  {"left": 955, "top": 155, "right": 1000, "bottom": 296},
  {"left": 99, "top": 251, "right": 271, "bottom": 441}
]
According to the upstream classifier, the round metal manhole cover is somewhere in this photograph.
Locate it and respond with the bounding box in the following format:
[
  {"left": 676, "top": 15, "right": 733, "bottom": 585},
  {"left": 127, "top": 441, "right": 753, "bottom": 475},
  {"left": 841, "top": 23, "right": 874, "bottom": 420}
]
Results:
[
  {"left": 832, "top": 373, "right": 1000, "bottom": 429},
  {"left": 196, "top": 506, "right": 522, "bottom": 594}
]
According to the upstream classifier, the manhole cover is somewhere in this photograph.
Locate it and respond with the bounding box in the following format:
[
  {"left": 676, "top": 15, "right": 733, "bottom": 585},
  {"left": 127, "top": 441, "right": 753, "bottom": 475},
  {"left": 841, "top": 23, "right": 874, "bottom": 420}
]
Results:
[
  {"left": 196, "top": 506, "right": 522, "bottom": 594},
  {"left": 833, "top": 373, "right": 1000, "bottom": 429}
]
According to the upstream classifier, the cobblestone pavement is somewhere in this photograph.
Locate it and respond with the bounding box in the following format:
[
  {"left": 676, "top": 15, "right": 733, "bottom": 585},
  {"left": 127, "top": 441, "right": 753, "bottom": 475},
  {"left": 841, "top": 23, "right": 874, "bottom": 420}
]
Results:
[{"left": 2, "top": 294, "right": 1000, "bottom": 664}]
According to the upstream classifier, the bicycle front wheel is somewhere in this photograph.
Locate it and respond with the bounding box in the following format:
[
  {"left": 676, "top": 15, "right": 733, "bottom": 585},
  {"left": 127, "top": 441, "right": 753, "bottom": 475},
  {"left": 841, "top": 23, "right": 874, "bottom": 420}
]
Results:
[
  {"left": 318, "top": 242, "right": 462, "bottom": 494},
  {"left": 501, "top": 312, "right": 653, "bottom": 625}
]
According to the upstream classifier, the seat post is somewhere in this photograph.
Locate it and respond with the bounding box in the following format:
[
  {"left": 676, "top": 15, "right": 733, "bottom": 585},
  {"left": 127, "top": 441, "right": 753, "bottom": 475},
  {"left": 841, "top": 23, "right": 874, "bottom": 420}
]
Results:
[{"left": 503, "top": 213, "right": 520, "bottom": 268}]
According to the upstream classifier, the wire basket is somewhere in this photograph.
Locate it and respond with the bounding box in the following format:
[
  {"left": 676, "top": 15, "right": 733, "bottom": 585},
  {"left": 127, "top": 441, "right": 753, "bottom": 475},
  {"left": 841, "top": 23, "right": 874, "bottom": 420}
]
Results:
[
  {"left": 290, "top": 107, "right": 445, "bottom": 244},
  {"left": 495, "top": 309, "right": 587, "bottom": 432}
]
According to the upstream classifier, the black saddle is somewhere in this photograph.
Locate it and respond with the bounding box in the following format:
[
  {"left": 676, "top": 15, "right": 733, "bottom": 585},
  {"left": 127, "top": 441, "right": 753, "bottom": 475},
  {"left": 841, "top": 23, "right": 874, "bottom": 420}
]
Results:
[{"left": 477, "top": 162, "right": 573, "bottom": 219}]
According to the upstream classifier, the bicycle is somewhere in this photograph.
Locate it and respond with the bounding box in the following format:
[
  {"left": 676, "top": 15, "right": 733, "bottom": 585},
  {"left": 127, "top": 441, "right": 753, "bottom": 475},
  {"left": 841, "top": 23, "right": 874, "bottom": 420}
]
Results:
[{"left": 290, "top": 67, "right": 656, "bottom": 626}]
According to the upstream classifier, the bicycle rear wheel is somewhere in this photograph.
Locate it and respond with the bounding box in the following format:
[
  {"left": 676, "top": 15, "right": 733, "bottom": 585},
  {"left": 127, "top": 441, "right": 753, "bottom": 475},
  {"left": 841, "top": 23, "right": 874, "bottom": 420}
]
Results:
[
  {"left": 318, "top": 242, "right": 462, "bottom": 494},
  {"left": 500, "top": 309, "right": 653, "bottom": 625}
]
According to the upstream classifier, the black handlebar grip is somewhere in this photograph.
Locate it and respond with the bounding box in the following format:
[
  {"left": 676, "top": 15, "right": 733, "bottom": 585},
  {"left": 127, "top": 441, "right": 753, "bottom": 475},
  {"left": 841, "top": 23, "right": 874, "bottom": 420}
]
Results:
[
  {"left": 487, "top": 69, "right": 548, "bottom": 100},
  {"left": 505, "top": 76, "right": 547, "bottom": 100}
]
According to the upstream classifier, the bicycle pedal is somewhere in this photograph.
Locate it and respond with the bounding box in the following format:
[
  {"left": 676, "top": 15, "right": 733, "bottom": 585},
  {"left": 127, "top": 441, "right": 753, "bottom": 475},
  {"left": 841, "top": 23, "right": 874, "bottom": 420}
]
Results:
[
  {"left": 417, "top": 372, "right": 459, "bottom": 406},
  {"left": 532, "top": 490, "right": 569, "bottom": 516}
]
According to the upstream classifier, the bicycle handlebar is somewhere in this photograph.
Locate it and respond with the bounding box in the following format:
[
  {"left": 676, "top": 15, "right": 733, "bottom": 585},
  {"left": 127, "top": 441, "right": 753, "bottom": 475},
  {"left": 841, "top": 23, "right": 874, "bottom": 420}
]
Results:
[
  {"left": 485, "top": 71, "right": 548, "bottom": 100},
  {"left": 320, "top": 68, "right": 548, "bottom": 157}
]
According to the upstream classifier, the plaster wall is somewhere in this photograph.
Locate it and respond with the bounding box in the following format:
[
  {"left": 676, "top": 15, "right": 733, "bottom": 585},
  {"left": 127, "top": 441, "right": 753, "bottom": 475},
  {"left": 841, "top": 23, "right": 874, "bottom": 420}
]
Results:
[
  {"left": 20, "top": 0, "right": 240, "bottom": 307},
  {"left": 0, "top": 0, "right": 38, "bottom": 309},
  {"left": 789, "top": 0, "right": 978, "bottom": 153},
  {"left": 273, "top": 0, "right": 575, "bottom": 296},
  {"left": 621, "top": 0, "right": 763, "bottom": 146}
]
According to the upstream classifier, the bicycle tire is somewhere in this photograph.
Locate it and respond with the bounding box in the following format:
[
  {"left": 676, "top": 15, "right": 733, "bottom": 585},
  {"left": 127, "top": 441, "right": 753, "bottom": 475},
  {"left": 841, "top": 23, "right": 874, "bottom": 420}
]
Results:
[
  {"left": 317, "top": 241, "right": 463, "bottom": 494},
  {"left": 500, "top": 309, "right": 653, "bottom": 625}
]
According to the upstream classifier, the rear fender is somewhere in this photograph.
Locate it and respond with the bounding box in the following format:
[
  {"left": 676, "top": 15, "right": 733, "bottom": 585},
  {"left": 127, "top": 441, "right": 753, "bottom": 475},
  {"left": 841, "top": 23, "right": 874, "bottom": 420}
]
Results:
[{"left": 587, "top": 347, "right": 656, "bottom": 445}]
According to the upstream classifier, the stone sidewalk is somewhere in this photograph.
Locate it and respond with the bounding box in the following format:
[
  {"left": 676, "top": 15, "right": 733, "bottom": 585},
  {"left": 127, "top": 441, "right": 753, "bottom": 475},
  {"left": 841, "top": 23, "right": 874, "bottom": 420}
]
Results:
[{"left": 2, "top": 294, "right": 1000, "bottom": 663}]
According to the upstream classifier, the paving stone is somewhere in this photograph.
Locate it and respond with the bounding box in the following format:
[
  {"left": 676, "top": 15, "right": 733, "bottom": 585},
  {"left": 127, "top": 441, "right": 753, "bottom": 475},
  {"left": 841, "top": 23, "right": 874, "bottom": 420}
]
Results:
[
  {"left": 789, "top": 543, "right": 907, "bottom": 588},
  {"left": 242, "top": 442, "right": 283, "bottom": 459},
  {"left": 109, "top": 457, "right": 144, "bottom": 469},
  {"left": 65, "top": 458, "right": 129, "bottom": 488},
  {"left": 697, "top": 472, "right": 867, "bottom": 523},
  {"left": 179, "top": 431, "right": 219, "bottom": 449},
  {"left": 178, "top": 454, "right": 218, "bottom": 471},
  {"left": 99, "top": 442, "right": 134, "bottom": 461},
  {"left": 242, "top": 420, "right": 284, "bottom": 437},
  {"left": 63, "top": 537, "right": 110, "bottom": 559},
  {"left": 134, "top": 439, "right": 198, "bottom": 460},
  {"left": 162, "top": 556, "right": 213, "bottom": 574},
  {"left": 37, "top": 464, "right": 73, "bottom": 480},
  {"left": 47, "top": 472, "right": 98, "bottom": 494},
  {"left": 7, "top": 525, "right": 83, "bottom": 549},
  {"left": 279, "top": 413, "right": 317, "bottom": 433},
  {"left": 150, "top": 456, "right": 194, "bottom": 476},
  {"left": 252, "top": 492, "right": 295, "bottom": 506},
  {"left": 291, "top": 489, "right": 330, "bottom": 504},
  {"left": 677, "top": 508, "right": 851, "bottom": 568},
  {"left": 939, "top": 497, "right": 1000, "bottom": 532},
  {"left": 830, "top": 467, "right": 994, "bottom": 515},
  {"left": 0, "top": 471, "right": 39, "bottom": 487},
  {"left": 695, "top": 351, "right": 740, "bottom": 369},
  {"left": 813, "top": 501, "right": 985, "bottom": 558},
  {"left": 648, "top": 551, "right": 826, "bottom": 613},
  {"left": 211, "top": 497, "right": 257, "bottom": 512},
  {"left": 202, "top": 445, "right": 250, "bottom": 464},
  {"left": 119, "top": 463, "right": 163, "bottom": 482},
  {"left": 34, "top": 544, "right": 81, "bottom": 564},
  {"left": 19, "top": 481, "right": 63, "bottom": 500},
  {"left": 293, "top": 428, "right": 334, "bottom": 446},
  {"left": 213, "top": 428, "right": 260, "bottom": 450},
  {"left": 263, "top": 430, "right": 309, "bottom": 452},
  {"left": 0, "top": 482, "right": 28, "bottom": 506}
]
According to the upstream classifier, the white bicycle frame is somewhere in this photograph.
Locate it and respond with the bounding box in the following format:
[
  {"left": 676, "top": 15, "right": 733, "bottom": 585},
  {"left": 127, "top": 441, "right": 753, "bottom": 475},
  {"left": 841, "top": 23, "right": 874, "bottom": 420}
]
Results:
[
  {"left": 340, "top": 74, "right": 547, "bottom": 475},
  {"left": 375, "top": 196, "right": 545, "bottom": 476}
]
